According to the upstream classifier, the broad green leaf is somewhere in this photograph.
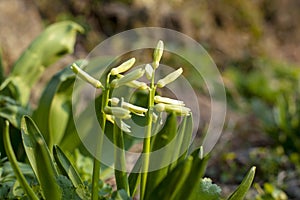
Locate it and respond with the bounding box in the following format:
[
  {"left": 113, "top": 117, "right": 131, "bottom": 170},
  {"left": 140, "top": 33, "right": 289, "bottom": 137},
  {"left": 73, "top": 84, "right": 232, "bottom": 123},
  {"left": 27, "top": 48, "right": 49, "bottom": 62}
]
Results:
[
  {"left": 53, "top": 145, "right": 83, "bottom": 188},
  {"left": 145, "top": 155, "right": 193, "bottom": 200},
  {"left": 4, "top": 21, "right": 83, "bottom": 105},
  {"left": 0, "top": 95, "right": 29, "bottom": 127},
  {"left": 33, "top": 64, "right": 77, "bottom": 149},
  {"left": 145, "top": 113, "right": 177, "bottom": 194},
  {"left": 227, "top": 166, "right": 256, "bottom": 200},
  {"left": 176, "top": 150, "right": 209, "bottom": 200},
  {"left": 110, "top": 189, "right": 132, "bottom": 200},
  {"left": 3, "top": 120, "right": 39, "bottom": 200},
  {"left": 21, "top": 116, "right": 61, "bottom": 199},
  {"left": 169, "top": 114, "right": 193, "bottom": 171}
]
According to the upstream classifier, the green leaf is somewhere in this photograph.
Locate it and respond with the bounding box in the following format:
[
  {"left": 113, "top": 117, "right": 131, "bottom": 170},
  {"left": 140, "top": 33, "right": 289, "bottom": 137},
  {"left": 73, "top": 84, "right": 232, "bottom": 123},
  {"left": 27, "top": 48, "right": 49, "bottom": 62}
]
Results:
[
  {"left": 0, "top": 95, "right": 29, "bottom": 127},
  {"left": 21, "top": 116, "right": 61, "bottom": 199},
  {"left": 176, "top": 150, "right": 209, "bottom": 200},
  {"left": 53, "top": 145, "right": 83, "bottom": 188},
  {"left": 145, "top": 113, "right": 177, "bottom": 195},
  {"left": 169, "top": 114, "right": 193, "bottom": 171},
  {"left": 110, "top": 189, "right": 132, "bottom": 200},
  {"left": 3, "top": 120, "right": 39, "bottom": 200},
  {"left": 227, "top": 166, "right": 256, "bottom": 200},
  {"left": 4, "top": 21, "right": 83, "bottom": 105},
  {"left": 33, "top": 64, "right": 77, "bottom": 149},
  {"left": 145, "top": 155, "right": 193, "bottom": 200}
]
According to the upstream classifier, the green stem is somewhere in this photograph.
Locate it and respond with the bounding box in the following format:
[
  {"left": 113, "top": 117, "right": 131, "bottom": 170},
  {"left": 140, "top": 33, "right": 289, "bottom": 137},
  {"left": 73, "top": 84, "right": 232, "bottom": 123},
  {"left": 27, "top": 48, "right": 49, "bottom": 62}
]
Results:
[
  {"left": 3, "top": 121, "right": 39, "bottom": 200},
  {"left": 140, "top": 72, "right": 156, "bottom": 199},
  {"left": 91, "top": 74, "right": 111, "bottom": 200},
  {"left": 113, "top": 118, "right": 129, "bottom": 194}
]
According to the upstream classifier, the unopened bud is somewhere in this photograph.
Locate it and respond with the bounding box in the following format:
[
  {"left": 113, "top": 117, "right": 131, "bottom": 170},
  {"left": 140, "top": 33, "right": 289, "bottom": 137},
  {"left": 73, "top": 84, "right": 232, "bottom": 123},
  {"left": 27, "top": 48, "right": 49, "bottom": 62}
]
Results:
[
  {"left": 71, "top": 63, "right": 103, "bottom": 88},
  {"left": 153, "top": 40, "right": 164, "bottom": 69},
  {"left": 154, "top": 95, "right": 185, "bottom": 106},
  {"left": 145, "top": 64, "right": 154, "bottom": 80},
  {"left": 111, "top": 58, "right": 136, "bottom": 75},
  {"left": 157, "top": 68, "right": 183, "bottom": 88},
  {"left": 154, "top": 103, "right": 190, "bottom": 116},
  {"left": 154, "top": 103, "right": 165, "bottom": 112},
  {"left": 121, "top": 120, "right": 131, "bottom": 132},
  {"left": 104, "top": 106, "right": 131, "bottom": 119},
  {"left": 110, "top": 97, "right": 120, "bottom": 106},
  {"left": 111, "top": 68, "right": 145, "bottom": 88},
  {"left": 122, "top": 101, "right": 148, "bottom": 116},
  {"left": 126, "top": 80, "right": 148, "bottom": 90}
]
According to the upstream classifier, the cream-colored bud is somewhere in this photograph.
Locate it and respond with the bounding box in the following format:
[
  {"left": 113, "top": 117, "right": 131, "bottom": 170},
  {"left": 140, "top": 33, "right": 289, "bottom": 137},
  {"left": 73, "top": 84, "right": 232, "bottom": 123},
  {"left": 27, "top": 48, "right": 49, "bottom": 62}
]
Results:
[
  {"left": 154, "top": 103, "right": 166, "bottom": 112},
  {"left": 112, "top": 68, "right": 145, "bottom": 88},
  {"left": 122, "top": 101, "right": 148, "bottom": 116},
  {"left": 71, "top": 63, "right": 103, "bottom": 88},
  {"left": 126, "top": 80, "right": 148, "bottom": 90},
  {"left": 145, "top": 64, "right": 154, "bottom": 80},
  {"left": 121, "top": 120, "right": 131, "bottom": 132},
  {"left": 153, "top": 40, "right": 164, "bottom": 69},
  {"left": 154, "top": 95, "right": 185, "bottom": 106},
  {"left": 110, "top": 98, "right": 120, "bottom": 106},
  {"left": 157, "top": 67, "right": 183, "bottom": 88},
  {"left": 154, "top": 103, "right": 190, "bottom": 116},
  {"left": 164, "top": 104, "right": 191, "bottom": 116},
  {"left": 111, "top": 58, "right": 136, "bottom": 75},
  {"left": 104, "top": 106, "right": 131, "bottom": 119}
]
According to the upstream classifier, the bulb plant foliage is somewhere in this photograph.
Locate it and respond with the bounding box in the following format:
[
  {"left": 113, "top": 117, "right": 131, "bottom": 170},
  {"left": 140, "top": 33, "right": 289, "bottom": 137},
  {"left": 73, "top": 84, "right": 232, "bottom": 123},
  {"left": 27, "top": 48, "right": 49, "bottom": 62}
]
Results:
[{"left": 0, "top": 21, "right": 255, "bottom": 200}]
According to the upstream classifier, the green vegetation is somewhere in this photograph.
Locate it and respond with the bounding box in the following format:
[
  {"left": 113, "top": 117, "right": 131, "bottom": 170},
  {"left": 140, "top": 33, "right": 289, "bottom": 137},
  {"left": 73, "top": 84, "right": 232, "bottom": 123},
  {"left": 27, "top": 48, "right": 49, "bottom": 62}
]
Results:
[{"left": 0, "top": 22, "right": 256, "bottom": 199}]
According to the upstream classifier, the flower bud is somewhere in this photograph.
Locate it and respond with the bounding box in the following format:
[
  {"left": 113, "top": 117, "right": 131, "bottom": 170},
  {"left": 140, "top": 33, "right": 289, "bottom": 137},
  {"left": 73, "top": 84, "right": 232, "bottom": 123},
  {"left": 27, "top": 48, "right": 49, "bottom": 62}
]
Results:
[
  {"left": 154, "top": 103, "right": 190, "bottom": 116},
  {"left": 154, "top": 95, "right": 185, "bottom": 106},
  {"left": 120, "top": 120, "right": 131, "bottom": 132},
  {"left": 154, "top": 103, "right": 165, "bottom": 112},
  {"left": 153, "top": 40, "right": 164, "bottom": 69},
  {"left": 157, "top": 67, "right": 183, "bottom": 88},
  {"left": 126, "top": 80, "right": 148, "bottom": 90},
  {"left": 110, "top": 97, "right": 120, "bottom": 106},
  {"left": 111, "top": 68, "right": 145, "bottom": 88},
  {"left": 71, "top": 63, "right": 103, "bottom": 88},
  {"left": 145, "top": 64, "right": 154, "bottom": 80},
  {"left": 122, "top": 101, "right": 148, "bottom": 116},
  {"left": 104, "top": 106, "right": 131, "bottom": 119},
  {"left": 110, "top": 58, "right": 136, "bottom": 75}
]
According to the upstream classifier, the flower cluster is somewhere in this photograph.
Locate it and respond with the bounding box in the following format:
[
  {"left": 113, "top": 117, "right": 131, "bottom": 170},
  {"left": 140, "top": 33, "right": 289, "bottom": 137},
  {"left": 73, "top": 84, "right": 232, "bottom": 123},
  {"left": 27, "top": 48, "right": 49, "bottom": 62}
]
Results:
[{"left": 71, "top": 40, "right": 190, "bottom": 133}]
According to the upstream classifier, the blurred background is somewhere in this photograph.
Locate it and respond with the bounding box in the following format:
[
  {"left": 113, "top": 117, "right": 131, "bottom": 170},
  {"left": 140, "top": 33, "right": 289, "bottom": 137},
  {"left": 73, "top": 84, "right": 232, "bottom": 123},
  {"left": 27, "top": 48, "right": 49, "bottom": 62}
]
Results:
[{"left": 0, "top": 0, "right": 299, "bottom": 199}]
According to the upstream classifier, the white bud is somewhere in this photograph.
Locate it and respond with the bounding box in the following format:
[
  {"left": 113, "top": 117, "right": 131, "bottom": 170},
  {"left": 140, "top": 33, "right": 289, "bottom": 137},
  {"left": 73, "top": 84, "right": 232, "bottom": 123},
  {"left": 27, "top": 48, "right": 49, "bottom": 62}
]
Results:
[
  {"left": 154, "top": 103, "right": 190, "bottom": 116},
  {"left": 111, "top": 68, "right": 145, "bottom": 88},
  {"left": 154, "top": 95, "right": 185, "bottom": 106},
  {"left": 121, "top": 101, "right": 148, "bottom": 116},
  {"left": 126, "top": 80, "right": 148, "bottom": 90},
  {"left": 120, "top": 120, "right": 131, "bottom": 132},
  {"left": 71, "top": 63, "right": 103, "bottom": 88},
  {"left": 153, "top": 40, "right": 164, "bottom": 69},
  {"left": 110, "top": 98, "right": 120, "bottom": 106},
  {"left": 145, "top": 64, "right": 154, "bottom": 80},
  {"left": 157, "top": 68, "right": 183, "bottom": 88},
  {"left": 111, "top": 58, "right": 136, "bottom": 75},
  {"left": 104, "top": 106, "right": 131, "bottom": 119},
  {"left": 154, "top": 103, "right": 166, "bottom": 112}
]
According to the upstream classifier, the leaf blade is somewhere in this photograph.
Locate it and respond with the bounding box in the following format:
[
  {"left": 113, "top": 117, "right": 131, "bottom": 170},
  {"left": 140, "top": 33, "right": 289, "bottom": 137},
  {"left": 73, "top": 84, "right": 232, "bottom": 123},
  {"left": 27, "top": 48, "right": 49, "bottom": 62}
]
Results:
[
  {"left": 21, "top": 115, "right": 61, "bottom": 199},
  {"left": 227, "top": 166, "right": 256, "bottom": 200}
]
